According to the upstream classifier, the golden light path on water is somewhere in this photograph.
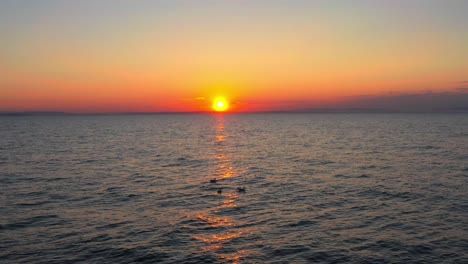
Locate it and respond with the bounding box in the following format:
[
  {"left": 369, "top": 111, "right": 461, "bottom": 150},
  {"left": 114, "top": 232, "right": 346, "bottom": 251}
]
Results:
[{"left": 191, "top": 115, "right": 250, "bottom": 263}]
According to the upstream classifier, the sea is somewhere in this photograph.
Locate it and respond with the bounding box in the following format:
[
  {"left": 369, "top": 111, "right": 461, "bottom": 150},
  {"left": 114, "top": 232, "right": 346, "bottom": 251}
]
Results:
[{"left": 1, "top": 113, "right": 467, "bottom": 263}]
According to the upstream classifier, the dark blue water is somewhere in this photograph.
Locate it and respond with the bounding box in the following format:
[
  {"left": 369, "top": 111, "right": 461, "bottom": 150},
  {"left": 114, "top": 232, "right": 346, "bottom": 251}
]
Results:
[{"left": 1, "top": 113, "right": 467, "bottom": 263}]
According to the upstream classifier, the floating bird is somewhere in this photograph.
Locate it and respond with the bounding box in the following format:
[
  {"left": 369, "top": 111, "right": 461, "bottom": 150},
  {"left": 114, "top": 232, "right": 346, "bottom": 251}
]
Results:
[
  {"left": 210, "top": 178, "right": 217, "bottom": 183},
  {"left": 237, "top": 187, "right": 246, "bottom": 193},
  {"left": 217, "top": 188, "right": 223, "bottom": 194}
]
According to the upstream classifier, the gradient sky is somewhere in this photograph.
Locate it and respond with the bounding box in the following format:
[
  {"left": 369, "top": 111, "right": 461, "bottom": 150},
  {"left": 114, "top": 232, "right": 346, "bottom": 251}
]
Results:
[{"left": 1, "top": 0, "right": 467, "bottom": 112}]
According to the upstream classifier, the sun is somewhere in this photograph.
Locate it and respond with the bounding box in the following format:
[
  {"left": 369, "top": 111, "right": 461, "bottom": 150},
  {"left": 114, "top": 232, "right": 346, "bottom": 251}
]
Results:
[{"left": 212, "top": 97, "right": 229, "bottom": 112}]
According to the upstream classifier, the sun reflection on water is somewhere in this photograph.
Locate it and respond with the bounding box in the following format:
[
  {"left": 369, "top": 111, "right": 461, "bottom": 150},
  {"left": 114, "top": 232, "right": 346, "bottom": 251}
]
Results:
[
  {"left": 190, "top": 115, "right": 249, "bottom": 263},
  {"left": 215, "top": 119, "right": 237, "bottom": 180},
  {"left": 193, "top": 231, "right": 243, "bottom": 244},
  {"left": 219, "top": 250, "right": 248, "bottom": 264},
  {"left": 221, "top": 193, "right": 239, "bottom": 208},
  {"left": 196, "top": 214, "right": 235, "bottom": 228},
  {"left": 216, "top": 135, "right": 226, "bottom": 142}
]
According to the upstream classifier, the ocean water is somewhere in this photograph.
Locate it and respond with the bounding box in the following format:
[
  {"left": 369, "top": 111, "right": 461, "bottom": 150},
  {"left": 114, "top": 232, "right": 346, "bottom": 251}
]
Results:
[{"left": 1, "top": 113, "right": 467, "bottom": 263}]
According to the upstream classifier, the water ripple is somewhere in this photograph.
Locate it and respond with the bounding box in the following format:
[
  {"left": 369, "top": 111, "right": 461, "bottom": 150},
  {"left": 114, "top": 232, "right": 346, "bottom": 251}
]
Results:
[{"left": 1, "top": 114, "right": 467, "bottom": 263}]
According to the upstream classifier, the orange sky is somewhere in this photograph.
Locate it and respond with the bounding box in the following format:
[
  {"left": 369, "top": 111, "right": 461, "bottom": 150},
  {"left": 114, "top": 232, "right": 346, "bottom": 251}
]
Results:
[{"left": 1, "top": 1, "right": 467, "bottom": 112}]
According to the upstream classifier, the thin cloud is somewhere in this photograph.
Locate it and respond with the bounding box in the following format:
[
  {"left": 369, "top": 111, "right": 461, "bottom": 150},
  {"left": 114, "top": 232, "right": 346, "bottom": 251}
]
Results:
[
  {"left": 341, "top": 90, "right": 468, "bottom": 112},
  {"left": 456, "top": 87, "right": 468, "bottom": 92},
  {"left": 180, "top": 97, "right": 206, "bottom": 101}
]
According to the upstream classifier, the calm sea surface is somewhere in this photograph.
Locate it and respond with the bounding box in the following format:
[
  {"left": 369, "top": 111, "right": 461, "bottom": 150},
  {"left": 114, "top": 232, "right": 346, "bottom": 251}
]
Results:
[{"left": 1, "top": 113, "right": 467, "bottom": 263}]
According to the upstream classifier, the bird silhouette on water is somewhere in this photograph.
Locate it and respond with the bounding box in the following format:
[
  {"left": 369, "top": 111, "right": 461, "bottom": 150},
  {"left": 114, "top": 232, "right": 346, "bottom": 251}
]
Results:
[
  {"left": 237, "top": 187, "right": 246, "bottom": 193},
  {"left": 217, "top": 188, "right": 223, "bottom": 194},
  {"left": 210, "top": 178, "right": 217, "bottom": 183}
]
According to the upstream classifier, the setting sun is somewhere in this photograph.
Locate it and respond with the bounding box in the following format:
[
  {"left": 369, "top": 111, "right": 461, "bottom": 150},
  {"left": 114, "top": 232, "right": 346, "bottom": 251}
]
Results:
[{"left": 213, "top": 97, "right": 229, "bottom": 112}]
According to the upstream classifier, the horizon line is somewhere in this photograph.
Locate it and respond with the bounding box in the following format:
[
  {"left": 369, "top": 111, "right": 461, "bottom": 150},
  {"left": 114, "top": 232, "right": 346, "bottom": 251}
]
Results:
[{"left": 1, "top": 108, "right": 468, "bottom": 116}]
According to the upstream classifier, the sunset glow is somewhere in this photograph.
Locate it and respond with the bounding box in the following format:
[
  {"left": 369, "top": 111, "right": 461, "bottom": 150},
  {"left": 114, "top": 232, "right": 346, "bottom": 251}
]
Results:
[{"left": 0, "top": 1, "right": 467, "bottom": 113}]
